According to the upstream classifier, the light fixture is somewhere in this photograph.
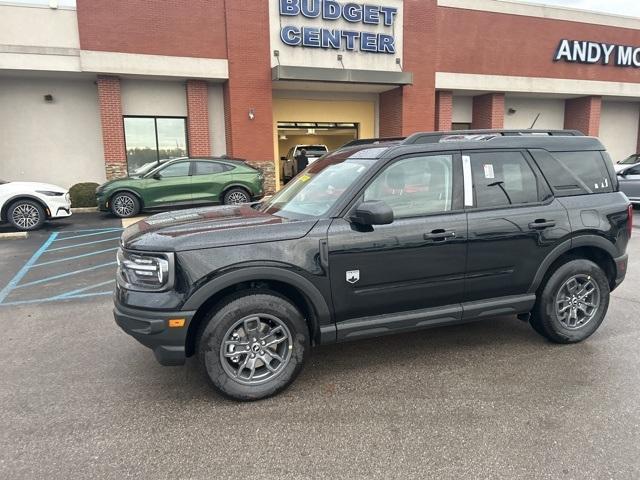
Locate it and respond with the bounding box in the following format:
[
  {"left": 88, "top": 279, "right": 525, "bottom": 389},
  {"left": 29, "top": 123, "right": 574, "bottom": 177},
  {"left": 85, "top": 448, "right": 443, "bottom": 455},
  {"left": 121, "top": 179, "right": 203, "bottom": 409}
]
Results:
[
  {"left": 248, "top": 108, "right": 255, "bottom": 120},
  {"left": 307, "top": 128, "right": 316, "bottom": 135},
  {"left": 44, "top": 94, "right": 54, "bottom": 103},
  {"left": 279, "top": 135, "right": 288, "bottom": 140},
  {"left": 508, "top": 108, "right": 517, "bottom": 115}
]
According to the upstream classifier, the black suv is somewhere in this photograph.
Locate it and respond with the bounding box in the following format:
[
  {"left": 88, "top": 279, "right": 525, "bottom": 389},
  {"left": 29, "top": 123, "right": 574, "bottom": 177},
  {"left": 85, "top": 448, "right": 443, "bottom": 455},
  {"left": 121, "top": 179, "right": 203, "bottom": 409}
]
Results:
[{"left": 114, "top": 131, "right": 631, "bottom": 401}]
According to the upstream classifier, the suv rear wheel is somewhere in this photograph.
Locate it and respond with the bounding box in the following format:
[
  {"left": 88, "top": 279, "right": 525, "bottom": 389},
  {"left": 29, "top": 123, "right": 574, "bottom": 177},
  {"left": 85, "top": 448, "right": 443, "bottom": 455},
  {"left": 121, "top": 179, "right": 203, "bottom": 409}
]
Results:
[
  {"left": 223, "top": 188, "right": 250, "bottom": 205},
  {"left": 530, "top": 259, "right": 610, "bottom": 343},
  {"left": 197, "top": 291, "right": 309, "bottom": 401}
]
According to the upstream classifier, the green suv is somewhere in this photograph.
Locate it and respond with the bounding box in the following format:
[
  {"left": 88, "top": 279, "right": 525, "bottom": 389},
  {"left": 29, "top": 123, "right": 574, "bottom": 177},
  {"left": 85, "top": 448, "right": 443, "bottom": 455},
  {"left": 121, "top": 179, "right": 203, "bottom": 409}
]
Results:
[{"left": 96, "top": 157, "right": 264, "bottom": 218}]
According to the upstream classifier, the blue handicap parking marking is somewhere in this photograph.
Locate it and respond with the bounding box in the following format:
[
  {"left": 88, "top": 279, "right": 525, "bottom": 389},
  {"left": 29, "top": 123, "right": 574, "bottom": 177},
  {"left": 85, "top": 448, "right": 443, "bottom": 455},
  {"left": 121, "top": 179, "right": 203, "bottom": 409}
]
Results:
[{"left": 0, "top": 227, "right": 124, "bottom": 307}]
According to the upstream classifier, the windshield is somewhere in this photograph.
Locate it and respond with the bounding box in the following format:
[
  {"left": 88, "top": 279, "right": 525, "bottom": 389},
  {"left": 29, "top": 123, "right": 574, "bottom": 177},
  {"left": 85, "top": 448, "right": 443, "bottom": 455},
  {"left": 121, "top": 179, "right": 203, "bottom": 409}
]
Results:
[
  {"left": 260, "top": 151, "right": 377, "bottom": 219},
  {"left": 619, "top": 155, "right": 639, "bottom": 165}
]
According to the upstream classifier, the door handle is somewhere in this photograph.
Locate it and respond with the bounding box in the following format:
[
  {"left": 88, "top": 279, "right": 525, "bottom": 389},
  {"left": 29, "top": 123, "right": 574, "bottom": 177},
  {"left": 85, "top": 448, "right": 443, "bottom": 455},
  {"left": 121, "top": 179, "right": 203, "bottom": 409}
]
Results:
[
  {"left": 424, "top": 229, "right": 456, "bottom": 241},
  {"left": 528, "top": 219, "right": 556, "bottom": 230}
]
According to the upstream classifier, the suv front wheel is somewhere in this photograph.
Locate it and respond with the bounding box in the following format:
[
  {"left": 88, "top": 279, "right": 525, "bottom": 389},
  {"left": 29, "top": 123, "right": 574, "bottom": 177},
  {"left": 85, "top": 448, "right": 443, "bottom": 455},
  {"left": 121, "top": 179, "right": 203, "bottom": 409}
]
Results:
[
  {"left": 530, "top": 259, "right": 610, "bottom": 343},
  {"left": 197, "top": 291, "right": 309, "bottom": 401}
]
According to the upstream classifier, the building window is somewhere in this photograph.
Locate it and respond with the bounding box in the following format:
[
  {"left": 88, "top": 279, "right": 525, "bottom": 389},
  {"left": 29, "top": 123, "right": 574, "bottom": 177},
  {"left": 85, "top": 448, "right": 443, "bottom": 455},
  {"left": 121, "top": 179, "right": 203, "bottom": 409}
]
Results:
[{"left": 123, "top": 117, "right": 188, "bottom": 174}]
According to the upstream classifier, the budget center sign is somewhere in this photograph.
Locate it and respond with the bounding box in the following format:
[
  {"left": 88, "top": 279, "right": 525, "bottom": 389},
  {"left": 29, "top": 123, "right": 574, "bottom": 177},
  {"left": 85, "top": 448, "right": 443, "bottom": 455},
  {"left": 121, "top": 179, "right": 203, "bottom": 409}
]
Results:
[{"left": 270, "top": 0, "right": 403, "bottom": 71}]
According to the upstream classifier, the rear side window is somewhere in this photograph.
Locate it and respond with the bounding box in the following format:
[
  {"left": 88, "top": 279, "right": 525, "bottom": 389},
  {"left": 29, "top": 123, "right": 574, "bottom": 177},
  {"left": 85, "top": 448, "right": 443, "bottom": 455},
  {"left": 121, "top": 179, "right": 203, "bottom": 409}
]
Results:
[
  {"left": 194, "top": 161, "right": 231, "bottom": 175},
  {"left": 530, "top": 150, "right": 613, "bottom": 196},
  {"left": 469, "top": 151, "right": 539, "bottom": 208}
]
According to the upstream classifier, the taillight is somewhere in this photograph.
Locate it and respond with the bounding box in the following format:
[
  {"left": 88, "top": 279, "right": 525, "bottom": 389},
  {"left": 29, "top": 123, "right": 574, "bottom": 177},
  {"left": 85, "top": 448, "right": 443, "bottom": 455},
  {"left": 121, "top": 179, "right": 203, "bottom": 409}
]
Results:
[{"left": 628, "top": 204, "right": 633, "bottom": 238}]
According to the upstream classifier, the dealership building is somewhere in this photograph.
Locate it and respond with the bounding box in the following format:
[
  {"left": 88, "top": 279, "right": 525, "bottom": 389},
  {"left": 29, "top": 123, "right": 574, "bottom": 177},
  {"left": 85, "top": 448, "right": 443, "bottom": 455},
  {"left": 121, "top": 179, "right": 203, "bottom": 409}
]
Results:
[{"left": 2, "top": 0, "right": 640, "bottom": 192}]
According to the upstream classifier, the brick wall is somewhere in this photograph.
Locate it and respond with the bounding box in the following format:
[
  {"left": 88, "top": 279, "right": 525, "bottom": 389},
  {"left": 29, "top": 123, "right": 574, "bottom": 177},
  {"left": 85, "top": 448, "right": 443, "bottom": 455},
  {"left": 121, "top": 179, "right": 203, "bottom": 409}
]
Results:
[
  {"left": 564, "top": 96, "right": 602, "bottom": 136},
  {"left": 472, "top": 93, "right": 505, "bottom": 129},
  {"left": 379, "top": 88, "right": 403, "bottom": 137},
  {"left": 186, "top": 80, "right": 211, "bottom": 157},
  {"left": 223, "top": 0, "right": 276, "bottom": 194},
  {"left": 437, "top": 6, "right": 640, "bottom": 85},
  {"left": 400, "top": 0, "right": 438, "bottom": 135},
  {"left": 96, "top": 76, "right": 127, "bottom": 180},
  {"left": 435, "top": 91, "right": 453, "bottom": 131},
  {"left": 76, "top": 0, "right": 227, "bottom": 59}
]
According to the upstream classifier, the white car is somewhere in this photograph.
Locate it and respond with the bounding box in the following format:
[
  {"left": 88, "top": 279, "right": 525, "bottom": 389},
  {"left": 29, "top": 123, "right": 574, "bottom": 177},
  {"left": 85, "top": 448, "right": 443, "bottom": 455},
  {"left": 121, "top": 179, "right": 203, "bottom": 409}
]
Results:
[
  {"left": 614, "top": 154, "right": 640, "bottom": 172},
  {"left": 0, "top": 180, "right": 71, "bottom": 231}
]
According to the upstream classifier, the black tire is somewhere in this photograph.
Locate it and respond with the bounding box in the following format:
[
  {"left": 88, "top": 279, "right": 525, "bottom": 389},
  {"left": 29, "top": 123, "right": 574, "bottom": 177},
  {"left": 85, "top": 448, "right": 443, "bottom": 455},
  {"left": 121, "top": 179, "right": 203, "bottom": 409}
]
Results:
[
  {"left": 110, "top": 192, "right": 140, "bottom": 218},
  {"left": 197, "top": 291, "right": 309, "bottom": 401},
  {"left": 223, "top": 187, "right": 250, "bottom": 205},
  {"left": 530, "top": 259, "right": 610, "bottom": 344},
  {"left": 8, "top": 199, "right": 46, "bottom": 231}
]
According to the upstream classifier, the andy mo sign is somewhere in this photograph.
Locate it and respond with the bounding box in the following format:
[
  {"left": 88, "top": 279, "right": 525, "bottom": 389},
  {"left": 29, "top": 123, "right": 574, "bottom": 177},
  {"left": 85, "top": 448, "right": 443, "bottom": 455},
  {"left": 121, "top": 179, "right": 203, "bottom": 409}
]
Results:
[
  {"left": 278, "top": 0, "right": 398, "bottom": 54},
  {"left": 555, "top": 39, "right": 640, "bottom": 67}
]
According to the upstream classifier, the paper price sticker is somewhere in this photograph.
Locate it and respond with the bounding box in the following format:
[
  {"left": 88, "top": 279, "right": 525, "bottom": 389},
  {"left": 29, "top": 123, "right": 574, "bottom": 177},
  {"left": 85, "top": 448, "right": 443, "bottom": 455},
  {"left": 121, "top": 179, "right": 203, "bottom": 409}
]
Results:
[{"left": 483, "top": 164, "right": 495, "bottom": 179}]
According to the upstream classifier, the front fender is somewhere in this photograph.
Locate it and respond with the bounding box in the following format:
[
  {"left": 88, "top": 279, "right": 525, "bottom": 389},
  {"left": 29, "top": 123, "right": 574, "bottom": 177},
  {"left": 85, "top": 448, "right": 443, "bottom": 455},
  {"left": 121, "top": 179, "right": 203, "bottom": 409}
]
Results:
[{"left": 182, "top": 266, "right": 335, "bottom": 343}]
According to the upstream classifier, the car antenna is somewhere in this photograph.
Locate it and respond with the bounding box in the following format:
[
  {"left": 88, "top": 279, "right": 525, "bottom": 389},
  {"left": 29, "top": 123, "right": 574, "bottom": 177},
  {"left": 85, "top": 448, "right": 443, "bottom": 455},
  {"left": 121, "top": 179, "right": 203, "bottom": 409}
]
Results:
[{"left": 529, "top": 113, "right": 541, "bottom": 129}]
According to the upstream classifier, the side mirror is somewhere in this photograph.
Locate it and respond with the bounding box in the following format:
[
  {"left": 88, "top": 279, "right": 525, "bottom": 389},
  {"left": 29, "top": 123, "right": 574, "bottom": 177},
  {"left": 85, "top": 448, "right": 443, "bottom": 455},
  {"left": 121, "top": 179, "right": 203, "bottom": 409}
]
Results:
[
  {"left": 152, "top": 173, "right": 162, "bottom": 180},
  {"left": 351, "top": 200, "right": 394, "bottom": 226}
]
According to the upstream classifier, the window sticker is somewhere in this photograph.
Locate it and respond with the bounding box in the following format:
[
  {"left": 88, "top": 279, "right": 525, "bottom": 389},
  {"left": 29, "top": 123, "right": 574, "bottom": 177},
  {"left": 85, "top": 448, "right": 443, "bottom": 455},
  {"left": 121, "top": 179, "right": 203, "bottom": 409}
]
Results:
[
  {"left": 299, "top": 174, "right": 311, "bottom": 183},
  {"left": 484, "top": 164, "right": 495, "bottom": 179}
]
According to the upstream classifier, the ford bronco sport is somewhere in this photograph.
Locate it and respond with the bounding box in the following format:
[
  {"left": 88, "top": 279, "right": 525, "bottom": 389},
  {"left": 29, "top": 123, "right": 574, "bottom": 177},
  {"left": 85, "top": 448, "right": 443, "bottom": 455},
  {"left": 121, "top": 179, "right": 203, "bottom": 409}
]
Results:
[{"left": 114, "top": 130, "right": 631, "bottom": 401}]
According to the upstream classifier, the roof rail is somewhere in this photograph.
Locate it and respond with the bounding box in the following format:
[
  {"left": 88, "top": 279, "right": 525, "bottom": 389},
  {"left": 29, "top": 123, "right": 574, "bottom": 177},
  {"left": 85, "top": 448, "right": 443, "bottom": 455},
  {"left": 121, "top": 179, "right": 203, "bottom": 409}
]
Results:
[{"left": 403, "top": 129, "right": 584, "bottom": 145}]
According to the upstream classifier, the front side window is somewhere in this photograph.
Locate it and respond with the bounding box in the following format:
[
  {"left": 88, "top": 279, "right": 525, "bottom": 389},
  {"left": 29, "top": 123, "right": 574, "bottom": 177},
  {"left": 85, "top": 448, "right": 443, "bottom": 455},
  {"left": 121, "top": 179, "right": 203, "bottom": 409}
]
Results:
[
  {"left": 619, "top": 155, "right": 640, "bottom": 165},
  {"left": 155, "top": 162, "right": 190, "bottom": 178},
  {"left": 124, "top": 117, "right": 187, "bottom": 174},
  {"left": 363, "top": 155, "right": 454, "bottom": 218},
  {"left": 471, "top": 151, "right": 539, "bottom": 208}
]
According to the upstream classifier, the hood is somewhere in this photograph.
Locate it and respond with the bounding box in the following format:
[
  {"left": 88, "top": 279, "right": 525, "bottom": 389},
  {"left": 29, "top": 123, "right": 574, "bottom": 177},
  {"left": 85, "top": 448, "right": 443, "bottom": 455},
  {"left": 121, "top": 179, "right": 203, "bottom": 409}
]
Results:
[
  {"left": 121, "top": 204, "right": 317, "bottom": 252},
  {"left": 1, "top": 181, "right": 67, "bottom": 193},
  {"left": 98, "top": 177, "right": 138, "bottom": 191}
]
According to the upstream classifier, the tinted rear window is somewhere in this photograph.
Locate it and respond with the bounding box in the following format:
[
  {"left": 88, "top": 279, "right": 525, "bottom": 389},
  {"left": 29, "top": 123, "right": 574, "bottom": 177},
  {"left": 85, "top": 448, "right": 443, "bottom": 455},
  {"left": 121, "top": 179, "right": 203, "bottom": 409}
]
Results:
[{"left": 530, "top": 150, "right": 613, "bottom": 196}]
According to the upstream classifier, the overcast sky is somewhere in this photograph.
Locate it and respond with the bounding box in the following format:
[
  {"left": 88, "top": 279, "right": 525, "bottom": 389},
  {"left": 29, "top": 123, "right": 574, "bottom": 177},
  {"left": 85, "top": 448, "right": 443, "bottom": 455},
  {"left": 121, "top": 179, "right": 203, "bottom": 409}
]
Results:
[{"left": 514, "top": 0, "right": 640, "bottom": 17}]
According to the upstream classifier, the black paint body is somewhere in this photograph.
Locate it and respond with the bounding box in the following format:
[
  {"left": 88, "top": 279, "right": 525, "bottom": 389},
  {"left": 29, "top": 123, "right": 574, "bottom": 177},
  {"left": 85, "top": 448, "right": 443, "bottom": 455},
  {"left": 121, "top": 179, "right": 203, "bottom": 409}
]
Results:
[{"left": 113, "top": 136, "right": 631, "bottom": 365}]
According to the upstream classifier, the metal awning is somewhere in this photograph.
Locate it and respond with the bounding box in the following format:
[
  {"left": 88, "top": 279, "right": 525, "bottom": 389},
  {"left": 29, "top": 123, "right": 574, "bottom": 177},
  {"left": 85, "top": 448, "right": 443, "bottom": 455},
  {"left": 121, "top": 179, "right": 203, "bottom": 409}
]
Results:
[{"left": 272, "top": 65, "right": 412, "bottom": 86}]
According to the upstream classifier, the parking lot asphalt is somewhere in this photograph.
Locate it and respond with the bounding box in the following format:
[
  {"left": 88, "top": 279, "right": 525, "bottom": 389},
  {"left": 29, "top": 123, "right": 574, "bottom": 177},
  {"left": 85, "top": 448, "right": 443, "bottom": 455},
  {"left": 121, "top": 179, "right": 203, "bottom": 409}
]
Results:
[{"left": 1, "top": 213, "right": 640, "bottom": 479}]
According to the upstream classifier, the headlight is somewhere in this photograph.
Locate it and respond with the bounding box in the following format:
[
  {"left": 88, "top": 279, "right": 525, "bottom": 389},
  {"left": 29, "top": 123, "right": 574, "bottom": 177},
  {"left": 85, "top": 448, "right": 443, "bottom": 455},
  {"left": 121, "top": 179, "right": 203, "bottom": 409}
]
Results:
[
  {"left": 36, "top": 190, "right": 64, "bottom": 196},
  {"left": 116, "top": 248, "right": 174, "bottom": 291}
]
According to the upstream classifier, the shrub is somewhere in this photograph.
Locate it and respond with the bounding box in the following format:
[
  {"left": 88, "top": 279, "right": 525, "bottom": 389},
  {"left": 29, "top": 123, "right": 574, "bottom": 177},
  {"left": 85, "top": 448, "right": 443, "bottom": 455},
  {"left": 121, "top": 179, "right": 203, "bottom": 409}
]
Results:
[{"left": 69, "top": 182, "right": 100, "bottom": 208}]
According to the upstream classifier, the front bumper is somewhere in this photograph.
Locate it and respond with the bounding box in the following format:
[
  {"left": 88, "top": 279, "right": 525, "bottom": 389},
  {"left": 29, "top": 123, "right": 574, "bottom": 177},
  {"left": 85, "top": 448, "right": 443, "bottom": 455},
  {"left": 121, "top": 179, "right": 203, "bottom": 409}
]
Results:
[
  {"left": 47, "top": 194, "right": 72, "bottom": 218},
  {"left": 114, "top": 301, "right": 196, "bottom": 366},
  {"left": 96, "top": 193, "right": 109, "bottom": 212}
]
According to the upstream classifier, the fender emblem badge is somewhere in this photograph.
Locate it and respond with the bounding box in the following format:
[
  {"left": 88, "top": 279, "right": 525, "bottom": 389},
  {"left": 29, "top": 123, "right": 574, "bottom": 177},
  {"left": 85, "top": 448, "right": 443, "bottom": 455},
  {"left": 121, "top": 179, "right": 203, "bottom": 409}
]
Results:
[{"left": 346, "top": 270, "right": 360, "bottom": 284}]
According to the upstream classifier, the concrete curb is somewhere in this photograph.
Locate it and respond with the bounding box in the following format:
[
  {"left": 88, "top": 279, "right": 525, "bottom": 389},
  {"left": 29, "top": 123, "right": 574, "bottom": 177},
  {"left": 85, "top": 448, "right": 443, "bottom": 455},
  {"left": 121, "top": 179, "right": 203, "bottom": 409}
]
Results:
[
  {"left": 0, "top": 232, "right": 28, "bottom": 240},
  {"left": 71, "top": 207, "right": 98, "bottom": 213}
]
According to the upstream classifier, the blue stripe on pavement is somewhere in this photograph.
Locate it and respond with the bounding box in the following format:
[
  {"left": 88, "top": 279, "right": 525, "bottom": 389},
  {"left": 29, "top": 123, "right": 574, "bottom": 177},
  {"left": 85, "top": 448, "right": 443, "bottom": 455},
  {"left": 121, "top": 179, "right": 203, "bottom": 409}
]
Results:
[
  {"left": 0, "top": 291, "right": 113, "bottom": 307},
  {"left": 53, "top": 280, "right": 115, "bottom": 299},
  {"left": 14, "top": 262, "right": 117, "bottom": 289},
  {"left": 56, "top": 227, "right": 123, "bottom": 234},
  {"left": 54, "top": 229, "right": 123, "bottom": 242},
  {"left": 32, "top": 247, "right": 118, "bottom": 267},
  {"left": 0, "top": 232, "right": 58, "bottom": 304},
  {"left": 45, "top": 236, "right": 121, "bottom": 252}
]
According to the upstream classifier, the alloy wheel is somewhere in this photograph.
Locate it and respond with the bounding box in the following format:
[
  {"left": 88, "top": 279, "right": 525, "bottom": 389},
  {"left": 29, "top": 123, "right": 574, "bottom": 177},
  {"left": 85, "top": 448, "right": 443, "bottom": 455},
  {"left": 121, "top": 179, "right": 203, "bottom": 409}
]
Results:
[
  {"left": 113, "top": 195, "right": 135, "bottom": 217},
  {"left": 12, "top": 203, "right": 40, "bottom": 230},
  {"left": 220, "top": 314, "right": 292, "bottom": 385},
  {"left": 227, "top": 191, "right": 249, "bottom": 204},
  {"left": 555, "top": 274, "right": 601, "bottom": 330}
]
